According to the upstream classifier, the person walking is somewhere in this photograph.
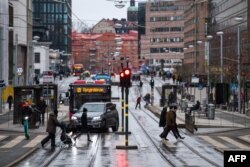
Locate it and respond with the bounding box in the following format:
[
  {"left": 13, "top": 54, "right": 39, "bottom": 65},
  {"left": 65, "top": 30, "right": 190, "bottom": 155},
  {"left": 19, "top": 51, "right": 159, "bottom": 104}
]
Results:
[
  {"left": 41, "top": 112, "right": 60, "bottom": 149},
  {"left": 144, "top": 93, "right": 151, "bottom": 106},
  {"left": 37, "top": 97, "right": 47, "bottom": 125},
  {"left": 159, "top": 103, "right": 179, "bottom": 140},
  {"left": 74, "top": 108, "right": 92, "bottom": 142},
  {"left": 159, "top": 105, "right": 167, "bottom": 131},
  {"left": 135, "top": 96, "right": 141, "bottom": 109},
  {"left": 7, "top": 95, "right": 13, "bottom": 111}
]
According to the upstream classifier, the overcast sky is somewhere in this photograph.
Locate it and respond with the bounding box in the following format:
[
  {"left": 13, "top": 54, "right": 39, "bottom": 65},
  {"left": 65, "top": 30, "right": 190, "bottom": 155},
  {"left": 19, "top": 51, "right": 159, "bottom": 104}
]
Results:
[{"left": 72, "top": 0, "right": 130, "bottom": 28}]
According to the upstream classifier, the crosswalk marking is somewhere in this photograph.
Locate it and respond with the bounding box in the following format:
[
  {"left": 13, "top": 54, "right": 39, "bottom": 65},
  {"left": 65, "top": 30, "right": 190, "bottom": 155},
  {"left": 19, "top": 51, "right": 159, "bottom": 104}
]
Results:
[
  {"left": 199, "top": 136, "right": 228, "bottom": 149},
  {"left": 219, "top": 136, "right": 250, "bottom": 149},
  {"left": 0, "top": 135, "right": 7, "bottom": 141},
  {"left": 239, "top": 135, "right": 250, "bottom": 143},
  {"left": 23, "top": 135, "right": 46, "bottom": 148},
  {"left": 1, "top": 136, "right": 25, "bottom": 148}
]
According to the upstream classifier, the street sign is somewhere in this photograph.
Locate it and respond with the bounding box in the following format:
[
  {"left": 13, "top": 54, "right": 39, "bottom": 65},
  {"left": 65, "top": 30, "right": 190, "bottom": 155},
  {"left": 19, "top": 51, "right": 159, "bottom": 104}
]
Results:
[
  {"left": 17, "top": 68, "right": 23, "bottom": 76},
  {"left": 17, "top": 68, "right": 23, "bottom": 73},
  {"left": 198, "top": 84, "right": 203, "bottom": 90},
  {"left": 231, "top": 83, "right": 238, "bottom": 91},
  {"left": 0, "top": 80, "right": 5, "bottom": 88}
]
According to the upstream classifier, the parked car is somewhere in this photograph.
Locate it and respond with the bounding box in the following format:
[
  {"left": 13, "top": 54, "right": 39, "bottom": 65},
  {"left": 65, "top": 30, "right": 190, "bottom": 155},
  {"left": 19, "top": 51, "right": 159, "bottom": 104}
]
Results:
[{"left": 71, "top": 102, "right": 119, "bottom": 132}]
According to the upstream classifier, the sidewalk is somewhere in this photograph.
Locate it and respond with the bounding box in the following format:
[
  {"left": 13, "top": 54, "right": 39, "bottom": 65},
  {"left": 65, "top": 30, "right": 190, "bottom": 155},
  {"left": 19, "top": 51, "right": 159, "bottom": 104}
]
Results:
[
  {"left": 147, "top": 103, "right": 250, "bottom": 129},
  {"left": 0, "top": 104, "right": 69, "bottom": 133}
]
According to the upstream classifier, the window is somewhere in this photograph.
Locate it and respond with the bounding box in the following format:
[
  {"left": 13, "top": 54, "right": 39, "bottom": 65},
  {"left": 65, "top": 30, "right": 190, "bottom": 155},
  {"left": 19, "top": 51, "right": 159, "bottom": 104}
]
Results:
[{"left": 35, "top": 52, "right": 40, "bottom": 63}]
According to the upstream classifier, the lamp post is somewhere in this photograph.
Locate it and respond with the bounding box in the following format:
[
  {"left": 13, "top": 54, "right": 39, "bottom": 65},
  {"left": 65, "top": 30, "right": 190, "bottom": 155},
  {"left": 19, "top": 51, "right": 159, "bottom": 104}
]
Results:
[
  {"left": 27, "top": 36, "right": 40, "bottom": 85},
  {"left": 235, "top": 16, "right": 243, "bottom": 113},
  {"left": 206, "top": 35, "right": 213, "bottom": 104},
  {"left": 216, "top": 31, "right": 224, "bottom": 83}
]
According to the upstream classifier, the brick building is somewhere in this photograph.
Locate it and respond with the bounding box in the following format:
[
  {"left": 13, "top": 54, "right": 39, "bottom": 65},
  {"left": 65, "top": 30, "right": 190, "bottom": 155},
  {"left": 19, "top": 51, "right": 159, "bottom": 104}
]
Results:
[{"left": 72, "top": 31, "right": 139, "bottom": 74}]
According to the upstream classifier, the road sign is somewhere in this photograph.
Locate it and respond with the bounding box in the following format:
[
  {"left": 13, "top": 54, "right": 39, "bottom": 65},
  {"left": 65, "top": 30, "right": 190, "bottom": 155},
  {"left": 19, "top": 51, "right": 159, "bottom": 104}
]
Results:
[
  {"left": 0, "top": 80, "right": 5, "bottom": 88},
  {"left": 17, "top": 68, "right": 23, "bottom": 76},
  {"left": 17, "top": 68, "right": 23, "bottom": 73},
  {"left": 231, "top": 83, "right": 238, "bottom": 91},
  {"left": 198, "top": 84, "right": 203, "bottom": 90}
]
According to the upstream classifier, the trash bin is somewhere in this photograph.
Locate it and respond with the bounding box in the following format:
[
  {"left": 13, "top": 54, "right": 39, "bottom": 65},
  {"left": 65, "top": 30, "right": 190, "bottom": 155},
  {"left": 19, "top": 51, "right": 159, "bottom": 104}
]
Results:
[{"left": 207, "top": 104, "right": 215, "bottom": 119}]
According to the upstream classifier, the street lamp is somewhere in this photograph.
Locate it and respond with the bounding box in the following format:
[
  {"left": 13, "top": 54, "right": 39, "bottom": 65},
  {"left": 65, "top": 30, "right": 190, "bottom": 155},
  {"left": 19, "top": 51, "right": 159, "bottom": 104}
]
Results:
[
  {"left": 27, "top": 36, "right": 40, "bottom": 85},
  {"left": 206, "top": 35, "right": 213, "bottom": 104},
  {"left": 216, "top": 31, "right": 224, "bottom": 83},
  {"left": 235, "top": 16, "right": 243, "bottom": 113}
]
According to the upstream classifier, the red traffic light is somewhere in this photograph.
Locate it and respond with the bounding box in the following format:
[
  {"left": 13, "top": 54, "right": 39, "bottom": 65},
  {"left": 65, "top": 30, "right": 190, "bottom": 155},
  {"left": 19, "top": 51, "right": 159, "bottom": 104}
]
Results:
[
  {"left": 120, "top": 72, "right": 125, "bottom": 77},
  {"left": 124, "top": 69, "right": 131, "bottom": 75}
]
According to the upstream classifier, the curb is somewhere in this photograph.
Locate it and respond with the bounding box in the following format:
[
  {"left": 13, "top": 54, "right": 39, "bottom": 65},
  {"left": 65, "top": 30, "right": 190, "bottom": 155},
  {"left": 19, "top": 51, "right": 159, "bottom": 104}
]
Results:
[{"left": 4, "top": 147, "right": 39, "bottom": 167}]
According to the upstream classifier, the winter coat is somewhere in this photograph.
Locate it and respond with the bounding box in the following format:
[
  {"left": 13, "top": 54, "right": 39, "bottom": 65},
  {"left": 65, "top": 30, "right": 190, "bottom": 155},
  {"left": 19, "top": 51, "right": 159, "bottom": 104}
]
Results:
[
  {"left": 37, "top": 100, "right": 47, "bottom": 113},
  {"left": 81, "top": 112, "right": 88, "bottom": 129},
  {"left": 166, "top": 110, "right": 176, "bottom": 126},
  {"left": 46, "top": 112, "right": 60, "bottom": 134},
  {"left": 159, "top": 107, "right": 167, "bottom": 127}
]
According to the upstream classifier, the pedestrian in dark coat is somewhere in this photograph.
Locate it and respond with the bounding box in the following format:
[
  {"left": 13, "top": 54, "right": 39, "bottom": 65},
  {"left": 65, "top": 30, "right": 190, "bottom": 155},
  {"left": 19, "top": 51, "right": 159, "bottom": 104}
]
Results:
[
  {"left": 159, "top": 103, "right": 179, "bottom": 140},
  {"left": 159, "top": 106, "right": 167, "bottom": 127},
  {"left": 37, "top": 97, "right": 47, "bottom": 125},
  {"left": 7, "top": 95, "right": 13, "bottom": 111},
  {"left": 74, "top": 108, "right": 92, "bottom": 142},
  {"left": 135, "top": 96, "right": 141, "bottom": 109},
  {"left": 41, "top": 112, "right": 60, "bottom": 148}
]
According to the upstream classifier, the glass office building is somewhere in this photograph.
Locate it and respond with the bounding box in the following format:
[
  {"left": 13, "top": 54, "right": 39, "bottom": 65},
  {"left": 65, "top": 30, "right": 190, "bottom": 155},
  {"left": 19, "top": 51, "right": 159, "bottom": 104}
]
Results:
[
  {"left": 33, "top": 0, "right": 72, "bottom": 56},
  {"left": 209, "top": 0, "right": 248, "bottom": 83}
]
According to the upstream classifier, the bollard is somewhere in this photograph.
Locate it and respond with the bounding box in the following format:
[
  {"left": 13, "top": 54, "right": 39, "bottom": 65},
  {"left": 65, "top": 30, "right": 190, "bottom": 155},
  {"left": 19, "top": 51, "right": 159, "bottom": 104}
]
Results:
[{"left": 23, "top": 116, "right": 30, "bottom": 139}]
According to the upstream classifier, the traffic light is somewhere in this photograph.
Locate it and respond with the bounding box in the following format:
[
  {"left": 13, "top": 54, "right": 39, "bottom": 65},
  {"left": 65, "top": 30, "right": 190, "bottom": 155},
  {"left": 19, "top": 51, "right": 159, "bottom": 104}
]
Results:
[
  {"left": 119, "top": 68, "right": 131, "bottom": 87},
  {"left": 119, "top": 71, "right": 125, "bottom": 87}
]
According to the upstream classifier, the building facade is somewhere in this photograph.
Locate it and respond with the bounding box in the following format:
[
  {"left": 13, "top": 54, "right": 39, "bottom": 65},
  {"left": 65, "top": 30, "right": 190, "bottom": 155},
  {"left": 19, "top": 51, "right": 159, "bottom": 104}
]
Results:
[
  {"left": 33, "top": 0, "right": 72, "bottom": 63},
  {"left": 209, "top": 0, "right": 248, "bottom": 83},
  {"left": 183, "top": 0, "right": 208, "bottom": 81},
  {"left": 72, "top": 31, "right": 139, "bottom": 74},
  {"left": 140, "top": 0, "right": 189, "bottom": 71}
]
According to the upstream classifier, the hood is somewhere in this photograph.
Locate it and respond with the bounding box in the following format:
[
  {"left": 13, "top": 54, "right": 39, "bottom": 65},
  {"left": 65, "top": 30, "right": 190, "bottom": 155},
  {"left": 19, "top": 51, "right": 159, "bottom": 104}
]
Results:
[{"left": 73, "top": 111, "right": 103, "bottom": 119}]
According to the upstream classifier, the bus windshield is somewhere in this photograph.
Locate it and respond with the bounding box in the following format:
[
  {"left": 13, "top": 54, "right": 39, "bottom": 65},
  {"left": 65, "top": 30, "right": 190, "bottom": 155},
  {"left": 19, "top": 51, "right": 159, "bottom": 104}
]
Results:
[{"left": 69, "top": 82, "right": 111, "bottom": 111}]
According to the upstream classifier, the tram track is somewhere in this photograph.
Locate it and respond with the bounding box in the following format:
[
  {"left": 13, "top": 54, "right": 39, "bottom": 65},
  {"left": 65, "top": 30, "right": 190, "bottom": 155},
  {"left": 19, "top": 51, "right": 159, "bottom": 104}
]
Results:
[{"left": 130, "top": 81, "right": 221, "bottom": 167}]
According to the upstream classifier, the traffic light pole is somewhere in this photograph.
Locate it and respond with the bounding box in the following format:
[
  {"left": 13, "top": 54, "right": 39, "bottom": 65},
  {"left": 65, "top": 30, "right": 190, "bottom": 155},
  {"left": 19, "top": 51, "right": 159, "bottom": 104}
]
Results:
[
  {"left": 116, "top": 85, "right": 137, "bottom": 150},
  {"left": 115, "top": 86, "right": 127, "bottom": 135}
]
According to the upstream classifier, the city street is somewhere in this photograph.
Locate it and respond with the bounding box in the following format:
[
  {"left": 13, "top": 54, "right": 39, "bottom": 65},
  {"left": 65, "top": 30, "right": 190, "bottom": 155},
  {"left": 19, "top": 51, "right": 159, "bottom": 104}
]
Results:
[{"left": 0, "top": 76, "right": 249, "bottom": 167}]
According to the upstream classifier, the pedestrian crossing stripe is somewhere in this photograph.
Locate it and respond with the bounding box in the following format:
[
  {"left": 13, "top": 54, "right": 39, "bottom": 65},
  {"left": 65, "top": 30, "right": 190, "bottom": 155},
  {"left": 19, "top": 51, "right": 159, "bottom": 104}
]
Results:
[
  {"left": 1, "top": 136, "right": 25, "bottom": 148},
  {"left": 219, "top": 136, "right": 250, "bottom": 149},
  {"left": 23, "top": 135, "right": 46, "bottom": 148},
  {"left": 199, "top": 136, "right": 227, "bottom": 149},
  {"left": 199, "top": 135, "right": 250, "bottom": 150},
  {"left": 239, "top": 135, "right": 250, "bottom": 143},
  {"left": 0, "top": 135, "right": 7, "bottom": 141}
]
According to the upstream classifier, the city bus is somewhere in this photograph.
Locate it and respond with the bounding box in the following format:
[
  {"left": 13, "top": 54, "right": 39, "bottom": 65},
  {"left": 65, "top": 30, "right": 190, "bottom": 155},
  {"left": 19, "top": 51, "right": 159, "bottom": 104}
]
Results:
[
  {"left": 68, "top": 79, "right": 112, "bottom": 118},
  {"left": 72, "top": 64, "right": 84, "bottom": 76}
]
